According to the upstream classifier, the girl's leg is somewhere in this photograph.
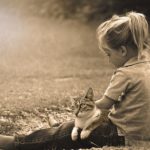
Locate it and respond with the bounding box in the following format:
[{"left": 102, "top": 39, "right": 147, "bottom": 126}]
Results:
[
  {"left": 14, "top": 120, "right": 125, "bottom": 150},
  {"left": 0, "top": 119, "right": 125, "bottom": 150},
  {"left": 88, "top": 120, "right": 125, "bottom": 147},
  {"left": 0, "top": 135, "right": 15, "bottom": 150},
  {"left": 14, "top": 121, "right": 93, "bottom": 150}
]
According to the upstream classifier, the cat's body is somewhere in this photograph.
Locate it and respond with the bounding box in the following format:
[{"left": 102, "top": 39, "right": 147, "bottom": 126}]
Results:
[{"left": 71, "top": 88, "right": 108, "bottom": 141}]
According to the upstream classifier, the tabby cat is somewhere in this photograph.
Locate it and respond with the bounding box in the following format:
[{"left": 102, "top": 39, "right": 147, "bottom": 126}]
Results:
[{"left": 71, "top": 87, "right": 108, "bottom": 141}]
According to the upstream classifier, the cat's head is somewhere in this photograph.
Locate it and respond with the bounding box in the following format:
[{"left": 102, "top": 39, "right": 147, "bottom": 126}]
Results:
[{"left": 71, "top": 87, "right": 95, "bottom": 117}]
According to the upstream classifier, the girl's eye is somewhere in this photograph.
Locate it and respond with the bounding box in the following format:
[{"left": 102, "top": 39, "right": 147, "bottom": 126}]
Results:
[
  {"left": 106, "top": 53, "right": 110, "bottom": 57},
  {"left": 103, "top": 50, "right": 110, "bottom": 57}
]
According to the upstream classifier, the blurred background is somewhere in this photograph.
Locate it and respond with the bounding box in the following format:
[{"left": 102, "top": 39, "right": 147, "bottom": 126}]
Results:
[
  {"left": 0, "top": 0, "right": 150, "bottom": 21},
  {"left": 0, "top": 0, "right": 149, "bottom": 110}
]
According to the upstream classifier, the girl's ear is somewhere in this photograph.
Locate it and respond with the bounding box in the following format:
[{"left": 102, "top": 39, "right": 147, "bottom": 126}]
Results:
[
  {"left": 120, "top": 46, "right": 127, "bottom": 57},
  {"left": 85, "top": 87, "right": 94, "bottom": 99}
]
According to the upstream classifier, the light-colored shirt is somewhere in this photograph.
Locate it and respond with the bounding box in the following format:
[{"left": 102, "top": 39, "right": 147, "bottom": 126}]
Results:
[{"left": 104, "top": 57, "right": 150, "bottom": 140}]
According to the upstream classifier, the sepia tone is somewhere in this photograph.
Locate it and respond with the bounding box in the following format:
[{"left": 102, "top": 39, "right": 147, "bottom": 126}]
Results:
[{"left": 0, "top": 0, "right": 150, "bottom": 149}]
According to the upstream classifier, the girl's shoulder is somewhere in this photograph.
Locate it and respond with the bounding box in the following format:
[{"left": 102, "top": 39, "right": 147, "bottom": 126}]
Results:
[{"left": 116, "top": 58, "right": 150, "bottom": 76}]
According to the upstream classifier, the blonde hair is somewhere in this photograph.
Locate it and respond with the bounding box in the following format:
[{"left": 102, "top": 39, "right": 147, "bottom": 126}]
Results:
[{"left": 97, "top": 11, "right": 150, "bottom": 59}]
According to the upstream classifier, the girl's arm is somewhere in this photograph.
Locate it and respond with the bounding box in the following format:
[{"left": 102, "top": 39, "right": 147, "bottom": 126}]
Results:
[{"left": 95, "top": 95, "right": 115, "bottom": 109}]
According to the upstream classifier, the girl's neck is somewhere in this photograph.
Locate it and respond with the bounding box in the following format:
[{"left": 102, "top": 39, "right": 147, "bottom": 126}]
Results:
[{"left": 123, "top": 47, "right": 138, "bottom": 65}]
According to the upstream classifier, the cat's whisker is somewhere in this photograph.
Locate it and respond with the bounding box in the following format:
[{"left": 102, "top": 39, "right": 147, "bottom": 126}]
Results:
[{"left": 89, "top": 140, "right": 99, "bottom": 147}]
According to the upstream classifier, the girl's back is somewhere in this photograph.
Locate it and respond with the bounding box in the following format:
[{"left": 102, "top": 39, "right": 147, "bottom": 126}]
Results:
[{"left": 106, "top": 57, "right": 150, "bottom": 140}]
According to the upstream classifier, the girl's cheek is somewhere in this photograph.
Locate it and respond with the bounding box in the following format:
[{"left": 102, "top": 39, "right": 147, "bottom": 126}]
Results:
[
  {"left": 107, "top": 57, "right": 111, "bottom": 62},
  {"left": 108, "top": 58, "right": 113, "bottom": 64}
]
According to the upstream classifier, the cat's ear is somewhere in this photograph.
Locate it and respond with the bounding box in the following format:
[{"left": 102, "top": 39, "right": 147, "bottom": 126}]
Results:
[
  {"left": 85, "top": 87, "right": 94, "bottom": 99},
  {"left": 70, "top": 96, "right": 79, "bottom": 107},
  {"left": 70, "top": 96, "right": 75, "bottom": 107}
]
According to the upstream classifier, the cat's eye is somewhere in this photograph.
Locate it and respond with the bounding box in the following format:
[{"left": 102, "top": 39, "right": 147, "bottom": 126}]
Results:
[
  {"left": 81, "top": 104, "right": 86, "bottom": 108},
  {"left": 80, "top": 105, "right": 84, "bottom": 108}
]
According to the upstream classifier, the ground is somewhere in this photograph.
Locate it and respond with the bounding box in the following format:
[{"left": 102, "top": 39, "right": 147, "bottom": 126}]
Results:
[{"left": 0, "top": 10, "right": 149, "bottom": 149}]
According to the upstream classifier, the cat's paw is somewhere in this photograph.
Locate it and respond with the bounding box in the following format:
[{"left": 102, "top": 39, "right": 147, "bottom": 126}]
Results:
[
  {"left": 71, "top": 127, "right": 79, "bottom": 141},
  {"left": 80, "top": 130, "right": 91, "bottom": 140},
  {"left": 71, "top": 132, "right": 78, "bottom": 141}
]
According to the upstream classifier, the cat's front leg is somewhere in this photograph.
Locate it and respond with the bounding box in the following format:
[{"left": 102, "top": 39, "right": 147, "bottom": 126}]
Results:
[
  {"left": 71, "top": 127, "right": 79, "bottom": 141},
  {"left": 80, "top": 129, "right": 91, "bottom": 140}
]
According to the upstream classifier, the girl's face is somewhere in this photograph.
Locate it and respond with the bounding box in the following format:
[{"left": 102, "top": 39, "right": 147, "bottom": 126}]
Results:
[{"left": 103, "top": 46, "right": 128, "bottom": 68}]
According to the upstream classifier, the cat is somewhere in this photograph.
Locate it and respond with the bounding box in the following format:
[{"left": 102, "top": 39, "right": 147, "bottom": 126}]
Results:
[{"left": 71, "top": 87, "right": 109, "bottom": 141}]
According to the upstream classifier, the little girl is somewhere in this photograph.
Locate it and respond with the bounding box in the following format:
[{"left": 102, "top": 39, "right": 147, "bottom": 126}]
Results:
[
  {"left": 96, "top": 11, "right": 150, "bottom": 141},
  {"left": 1, "top": 11, "right": 150, "bottom": 150}
]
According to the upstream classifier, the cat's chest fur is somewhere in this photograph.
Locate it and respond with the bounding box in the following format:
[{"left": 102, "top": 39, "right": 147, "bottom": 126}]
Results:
[{"left": 75, "top": 106, "right": 101, "bottom": 129}]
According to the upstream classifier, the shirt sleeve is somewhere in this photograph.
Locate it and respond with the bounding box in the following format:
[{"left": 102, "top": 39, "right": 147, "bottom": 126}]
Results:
[{"left": 104, "top": 70, "right": 132, "bottom": 102}]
